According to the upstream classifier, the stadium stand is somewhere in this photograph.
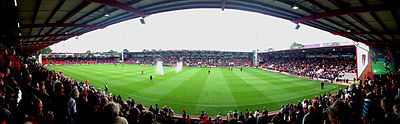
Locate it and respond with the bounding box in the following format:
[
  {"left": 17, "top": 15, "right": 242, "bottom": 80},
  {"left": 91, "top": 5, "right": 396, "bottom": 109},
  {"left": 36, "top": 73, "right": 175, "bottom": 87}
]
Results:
[
  {"left": 259, "top": 46, "right": 357, "bottom": 83},
  {"left": 42, "top": 58, "right": 117, "bottom": 65},
  {"left": 261, "top": 57, "right": 356, "bottom": 81},
  {"left": 41, "top": 53, "right": 119, "bottom": 65},
  {"left": 124, "top": 51, "right": 252, "bottom": 67},
  {"left": 1, "top": 45, "right": 400, "bottom": 124},
  {"left": 2, "top": 0, "right": 400, "bottom": 123}
]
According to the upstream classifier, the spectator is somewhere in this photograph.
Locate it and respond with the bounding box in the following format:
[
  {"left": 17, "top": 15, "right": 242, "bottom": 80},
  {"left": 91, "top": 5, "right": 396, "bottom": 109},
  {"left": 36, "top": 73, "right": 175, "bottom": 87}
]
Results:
[
  {"left": 141, "top": 111, "right": 155, "bottom": 124},
  {"left": 216, "top": 112, "right": 222, "bottom": 123},
  {"left": 262, "top": 107, "right": 268, "bottom": 124},
  {"left": 327, "top": 100, "right": 350, "bottom": 124},
  {"left": 0, "top": 46, "right": 399, "bottom": 124},
  {"left": 104, "top": 102, "right": 128, "bottom": 124},
  {"left": 393, "top": 104, "right": 400, "bottom": 123},
  {"left": 227, "top": 110, "right": 232, "bottom": 122},
  {"left": 233, "top": 109, "right": 238, "bottom": 120},
  {"left": 362, "top": 84, "right": 375, "bottom": 123},
  {"left": 186, "top": 115, "right": 191, "bottom": 124},
  {"left": 239, "top": 111, "right": 245, "bottom": 123}
]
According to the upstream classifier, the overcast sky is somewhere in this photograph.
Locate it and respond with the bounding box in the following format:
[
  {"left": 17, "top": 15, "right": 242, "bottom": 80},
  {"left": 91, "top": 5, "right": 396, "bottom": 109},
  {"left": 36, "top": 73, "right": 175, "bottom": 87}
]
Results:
[{"left": 50, "top": 9, "right": 354, "bottom": 53}]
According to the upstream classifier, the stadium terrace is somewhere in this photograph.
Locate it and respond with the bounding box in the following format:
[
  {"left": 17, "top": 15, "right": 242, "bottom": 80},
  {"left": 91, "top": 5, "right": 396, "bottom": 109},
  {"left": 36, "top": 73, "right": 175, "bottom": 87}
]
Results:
[
  {"left": 1, "top": 0, "right": 400, "bottom": 124},
  {"left": 2, "top": 43, "right": 400, "bottom": 124}
]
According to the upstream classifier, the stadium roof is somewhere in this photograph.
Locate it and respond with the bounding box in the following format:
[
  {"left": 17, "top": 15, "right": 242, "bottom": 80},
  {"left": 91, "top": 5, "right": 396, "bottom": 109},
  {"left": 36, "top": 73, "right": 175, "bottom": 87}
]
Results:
[
  {"left": 260, "top": 45, "right": 356, "bottom": 55},
  {"left": 1, "top": 0, "right": 399, "bottom": 52}
]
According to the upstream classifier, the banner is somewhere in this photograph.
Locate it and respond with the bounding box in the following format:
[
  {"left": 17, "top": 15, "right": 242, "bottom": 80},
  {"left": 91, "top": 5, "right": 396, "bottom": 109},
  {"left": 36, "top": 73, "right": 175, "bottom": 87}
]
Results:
[
  {"left": 356, "top": 42, "right": 372, "bottom": 79},
  {"left": 370, "top": 47, "right": 396, "bottom": 75},
  {"left": 303, "top": 44, "right": 320, "bottom": 48}
]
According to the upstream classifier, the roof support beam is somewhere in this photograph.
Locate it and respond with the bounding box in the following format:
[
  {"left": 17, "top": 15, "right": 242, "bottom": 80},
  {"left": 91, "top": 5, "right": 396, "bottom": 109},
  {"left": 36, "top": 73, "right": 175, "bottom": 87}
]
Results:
[
  {"left": 369, "top": 12, "right": 396, "bottom": 40},
  {"left": 392, "top": 10, "right": 400, "bottom": 30},
  {"left": 22, "top": 23, "right": 106, "bottom": 29},
  {"left": 28, "top": 0, "right": 42, "bottom": 39},
  {"left": 41, "top": 1, "right": 92, "bottom": 39},
  {"left": 303, "top": 0, "right": 369, "bottom": 41},
  {"left": 18, "top": 38, "right": 69, "bottom": 43},
  {"left": 60, "top": 0, "right": 144, "bottom": 37},
  {"left": 291, "top": 3, "right": 398, "bottom": 23},
  {"left": 307, "top": 0, "right": 367, "bottom": 31},
  {"left": 54, "top": 5, "right": 105, "bottom": 35},
  {"left": 354, "top": 40, "right": 397, "bottom": 44},
  {"left": 84, "top": 0, "right": 147, "bottom": 17},
  {"left": 19, "top": 33, "right": 83, "bottom": 39},
  {"left": 58, "top": 1, "right": 91, "bottom": 23},
  {"left": 358, "top": 0, "right": 396, "bottom": 41},
  {"left": 327, "top": 0, "right": 384, "bottom": 42},
  {"left": 35, "top": 0, "right": 66, "bottom": 41},
  {"left": 332, "top": 31, "right": 400, "bottom": 35}
]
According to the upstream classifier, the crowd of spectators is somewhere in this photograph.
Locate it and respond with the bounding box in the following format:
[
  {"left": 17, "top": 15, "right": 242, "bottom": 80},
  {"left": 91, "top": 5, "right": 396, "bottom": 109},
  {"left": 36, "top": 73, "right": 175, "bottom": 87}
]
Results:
[
  {"left": 262, "top": 57, "right": 356, "bottom": 80},
  {"left": 270, "top": 71, "right": 400, "bottom": 124},
  {"left": 43, "top": 58, "right": 118, "bottom": 65},
  {"left": 0, "top": 48, "right": 163, "bottom": 124},
  {"left": 1, "top": 46, "right": 400, "bottom": 124},
  {"left": 125, "top": 57, "right": 251, "bottom": 67}
]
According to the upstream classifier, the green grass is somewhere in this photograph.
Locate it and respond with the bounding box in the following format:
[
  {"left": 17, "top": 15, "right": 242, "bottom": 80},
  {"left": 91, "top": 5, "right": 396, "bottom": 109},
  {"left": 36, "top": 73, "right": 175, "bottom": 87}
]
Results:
[{"left": 48, "top": 64, "right": 345, "bottom": 115}]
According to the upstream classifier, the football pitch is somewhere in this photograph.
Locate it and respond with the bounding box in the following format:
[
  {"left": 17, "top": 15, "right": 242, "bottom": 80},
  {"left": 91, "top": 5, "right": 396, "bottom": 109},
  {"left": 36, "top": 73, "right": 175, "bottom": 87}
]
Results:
[{"left": 48, "top": 64, "right": 346, "bottom": 115}]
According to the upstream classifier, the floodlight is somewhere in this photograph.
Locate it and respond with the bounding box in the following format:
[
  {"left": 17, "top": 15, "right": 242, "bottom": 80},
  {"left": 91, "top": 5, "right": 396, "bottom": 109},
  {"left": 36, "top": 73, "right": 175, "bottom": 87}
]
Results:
[
  {"left": 295, "top": 23, "right": 300, "bottom": 29},
  {"left": 291, "top": 5, "right": 299, "bottom": 10},
  {"left": 140, "top": 18, "right": 145, "bottom": 24}
]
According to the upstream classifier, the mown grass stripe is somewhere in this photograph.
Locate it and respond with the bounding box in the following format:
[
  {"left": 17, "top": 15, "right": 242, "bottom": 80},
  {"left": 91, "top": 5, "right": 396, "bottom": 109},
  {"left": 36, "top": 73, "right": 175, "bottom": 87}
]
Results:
[
  {"left": 49, "top": 65, "right": 346, "bottom": 115},
  {"left": 221, "top": 68, "right": 269, "bottom": 104}
]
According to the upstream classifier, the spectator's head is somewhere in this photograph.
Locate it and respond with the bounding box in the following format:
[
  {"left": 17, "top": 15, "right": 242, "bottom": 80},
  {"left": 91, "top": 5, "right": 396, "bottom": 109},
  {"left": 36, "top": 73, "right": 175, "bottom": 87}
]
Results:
[
  {"left": 364, "top": 84, "right": 372, "bottom": 94},
  {"left": 8, "top": 61, "right": 12, "bottom": 68},
  {"left": 34, "top": 97, "right": 43, "bottom": 115},
  {"left": 5, "top": 68, "right": 10, "bottom": 76},
  {"left": 102, "top": 97, "right": 109, "bottom": 107},
  {"left": 0, "top": 108, "right": 11, "bottom": 122},
  {"left": 82, "top": 91, "right": 88, "bottom": 100},
  {"left": 312, "top": 101, "right": 319, "bottom": 110},
  {"left": 55, "top": 82, "right": 63, "bottom": 94},
  {"left": 104, "top": 102, "right": 120, "bottom": 119},
  {"left": 73, "top": 88, "right": 79, "bottom": 99},
  {"left": 393, "top": 104, "right": 399, "bottom": 115},
  {"left": 381, "top": 97, "right": 388, "bottom": 112},
  {"left": 39, "top": 81, "right": 45, "bottom": 90},
  {"left": 142, "top": 111, "right": 155, "bottom": 124},
  {"left": 327, "top": 100, "right": 350, "bottom": 124}
]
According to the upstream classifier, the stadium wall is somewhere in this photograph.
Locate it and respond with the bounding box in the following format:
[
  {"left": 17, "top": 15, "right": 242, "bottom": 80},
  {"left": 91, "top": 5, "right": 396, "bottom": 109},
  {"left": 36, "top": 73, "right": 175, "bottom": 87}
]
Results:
[{"left": 356, "top": 42, "right": 373, "bottom": 80}]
